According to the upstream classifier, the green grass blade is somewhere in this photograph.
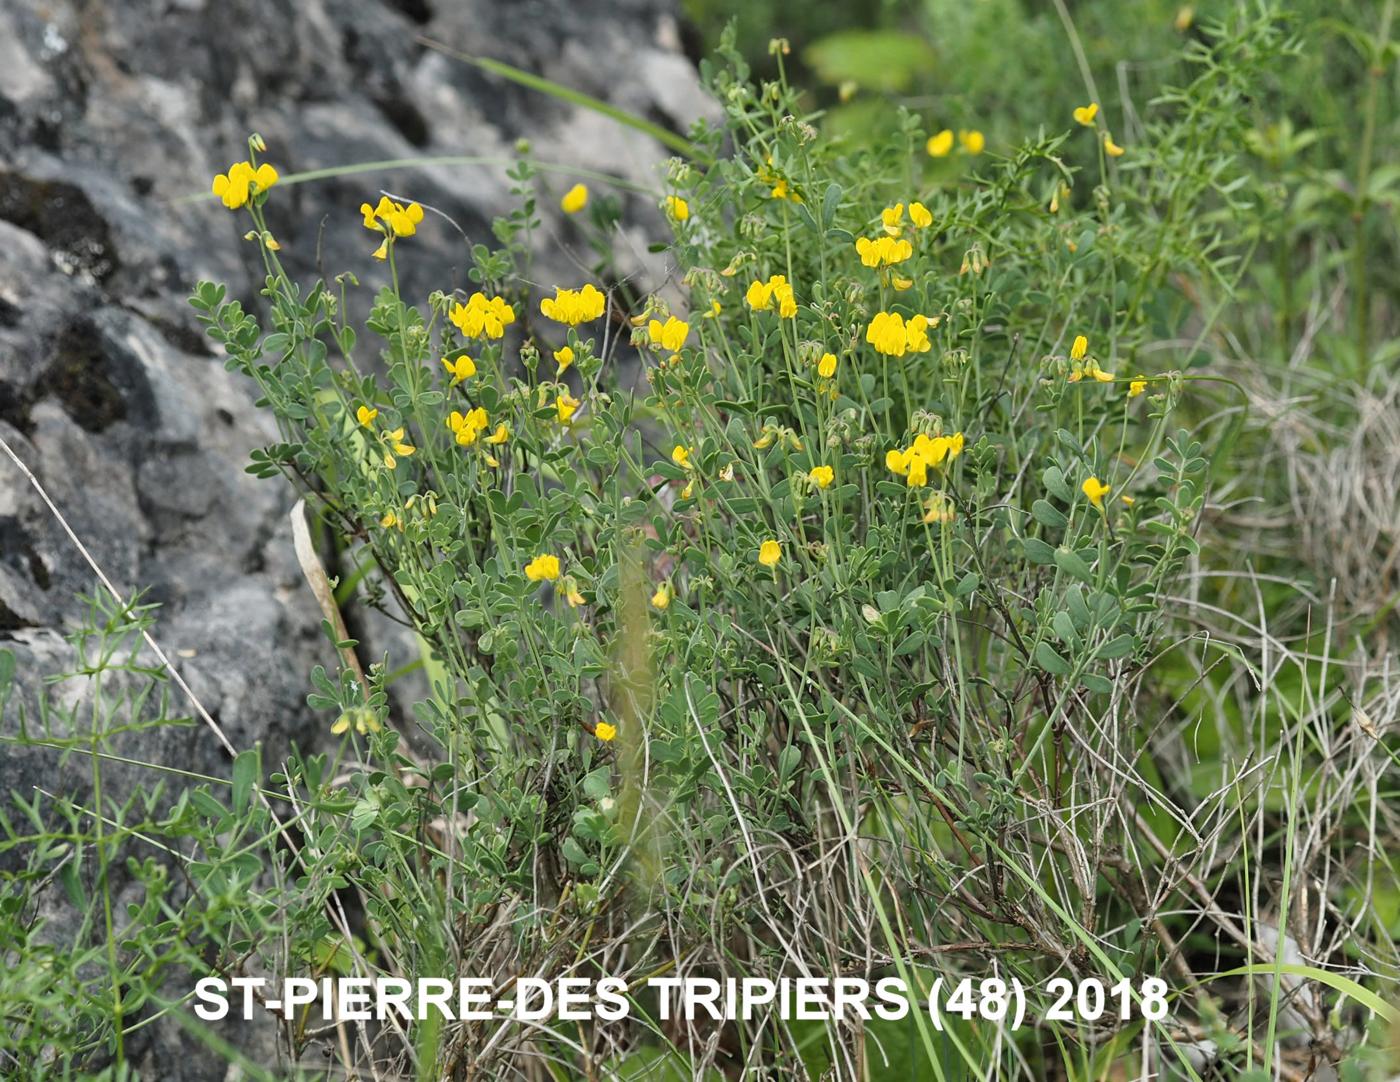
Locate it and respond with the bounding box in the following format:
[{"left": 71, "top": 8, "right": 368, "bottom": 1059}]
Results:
[{"left": 417, "top": 36, "right": 714, "bottom": 165}]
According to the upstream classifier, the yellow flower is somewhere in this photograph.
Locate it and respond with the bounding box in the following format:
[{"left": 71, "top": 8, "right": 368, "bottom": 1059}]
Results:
[
  {"left": 904, "top": 314, "right": 935, "bottom": 354},
  {"left": 385, "top": 427, "right": 415, "bottom": 456},
  {"left": 881, "top": 203, "right": 904, "bottom": 236},
  {"left": 664, "top": 195, "right": 690, "bottom": 221},
  {"left": 1104, "top": 134, "right": 1126, "bottom": 157},
  {"left": 1128, "top": 376, "right": 1147, "bottom": 398},
  {"left": 926, "top": 129, "right": 955, "bottom": 157},
  {"left": 648, "top": 316, "right": 690, "bottom": 351},
  {"left": 959, "top": 129, "right": 986, "bottom": 155},
  {"left": 540, "top": 284, "right": 606, "bottom": 326},
  {"left": 487, "top": 422, "right": 510, "bottom": 445},
  {"left": 553, "top": 345, "right": 575, "bottom": 375},
  {"left": 866, "top": 312, "right": 937, "bottom": 357},
  {"left": 867, "top": 311, "right": 909, "bottom": 357},
  {"left": 1088, "top": 362, "right": 1116, "bottom": 383},
  {"left": 524, "top": 554, "right": 561, "bottom": 582},
  {"left": 555, "top": 391, "right": 581, "bottom": 424},
  {"left": 1071, "top": 334, "right": 1089, "bottom": 361},
  {"left": 450, "top": 292, "right": 516, "bottom": 339},
  {"left": 745, "top": 275, "right": 796, "bottom": 318},
  {"left": 561, "top": 182, "right": 588, "bottom": 214},
  {"left": 211, "top": 161, "right": 278, "bottom": 210},
  {"left": 671, "top": 444, "right": 693, "bottom": 468},
  {"left": 441, "top": 354, "right": 477, "bottom": 386},
  {"left": 817, "top": 352, "right": 837, "bottom": 379},
  {"left": 360, "top": 195, "right": 425, "bottom": 252},
  {"left": 707, "top": 299, "right": 721, "bottom": 318},
  {"left": 855, "top": 235, "right": 913, "bottom": 268},
  {"left": 1121, "top": 493, "right": 1136, "bottom": 506},
  {"left": 650, "top": 583, "right": 672, "bottom": 610},
  {"left": 595, "top": 721, "right": 618, "bottom": 742},
  {"left": 356, "top": 405, "right": 378, "bottom": 427},
  {"left": 908, "top": 201, "right": 933, "bottom": 229},
  {"left": 1073, "top": 102, "right": 1099, "bottom": 126},
  {"left": 563, "top": 577, "right": 586, "bottom": 607},
  {"left": 892, "top": 275, "right": 913, "bottom": 291},
  {"left": 330, "top": 706, "right": 381, "bottom": 736},
  {"left": 922, "top": 492, "right": 955, "bottom": 524},
  {"left": 885, "top": 448, "right": 910, "bottom": 476},
  {"left": 753, "top": 426, "right": 776, "bottom": 450},
  {"left": 446, "top": 407, "right": 490, "bottom": 446},
  {"left": 757, "top": 539, "right": 782, "bottom": 568},
  {"left": 379, "top": 511, "right": 399, "bottom": 529},
  {"left": 887, "top": 431, "right": 964, "bottom": 488},
  {"left": 809, "top": 465, "right": 834, "bottom": 489},
  {"left": 680, "top": 479, "right": 694, "bottom": 499},
  {"left": 1082, "top": 476, "right": 1111, "bottom": 510}
]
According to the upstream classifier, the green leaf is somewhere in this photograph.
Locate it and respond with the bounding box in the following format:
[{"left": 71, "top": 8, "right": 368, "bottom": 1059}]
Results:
[
  {"left": 1054, "top": 547, "right": 1095, "bottom": 583},
  {"left": 232, "top": 748, "right": 259, "bottom": 814},
  {"left": 1032, "top": 499, "right": 1068, "bottom": 529},
  {"left": 1022, "top": 537, "right": 1057, "bottom": 565},
  {"left": 1097, "top": 634, "right": 1137, "bottom": 660},
  {"left": 1035, "top": 642, "right": 1071, "bottom": 676}
]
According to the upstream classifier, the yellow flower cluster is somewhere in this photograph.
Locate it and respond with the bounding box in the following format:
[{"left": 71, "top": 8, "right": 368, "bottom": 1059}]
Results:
[
  {"left": 855, "top": 235, "right": 913, "bottom": 268},
  {"left": 447, "top": 407, "right": 489, "bottom": 446},
  {"left": 361, "top": 195, "right": 424, "bottom": 259},
  {"left": 524, "top": 554, "right": 560, "bottom": 582},
  {"left": 866, "top": 311, "right": 937, "bottom": 357},
  {"left": 745, "top": 274, "right": 797, "bottom": 318},
  {"left": 451, "top": 293, "right": 516, "bottom": 339},
  {"left": 885, "top": 431, "right": 965, "bottom": 487},
  {"left": 212, "top": 161, "right": 278, "bottom": 210},
  {"left": 647, "top": 316, "right": 689, "bottom": 351},
  {"left": 541, "top": 284, "right": 606, "bottom": 326}
]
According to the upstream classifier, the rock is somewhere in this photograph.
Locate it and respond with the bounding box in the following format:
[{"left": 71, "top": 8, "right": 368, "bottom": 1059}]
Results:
[{"left": 0, "top": 0, "right": 706, "bottom": 1074}]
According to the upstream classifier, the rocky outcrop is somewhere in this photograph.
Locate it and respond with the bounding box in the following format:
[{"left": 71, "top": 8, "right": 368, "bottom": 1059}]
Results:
[{"left": 0, "top": 0, "right": 707, "bottom": 1074}]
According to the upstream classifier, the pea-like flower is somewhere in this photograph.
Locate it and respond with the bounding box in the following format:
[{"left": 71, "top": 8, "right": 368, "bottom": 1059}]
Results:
[
  {"left": 664, "top": 195, "right": 690, "bottom": 221},
  {"left": 926, "top": 129, "right": 954, "bottom": 157},
  {"left": 866, "top": 312, "right": 937, "bottom": 357},
  {"left": 1082, "top": 476, "right": 1111, "bottom": 510},
  {"left": 331, "top": 705, "right": 381, "bottom": 736},
  {"left": 881, "top": 204, "right": 904, "bottom": 236},
  {"left": 817, "top": 352, "right": 838, "bottom": 379},
  {"left": 380, "top": 426, "right": 416, "bottom": 469},
  {"left": 923, "top": 492, "right": 955, "bottom": 524},
  {"left": 524, "top": 554, "right": 561, "bottom": 582},
  {"left": 541, "top": 284, "right": 606, "bottom": 326},
  {"left": 744, "top": 275, "right": 797, "bottom": 318},
  {"left": 356, "top": 405, "right": 378, "bottom": 428},
  {"left": 1128, "top": 376, "right": 1148, "bottom": 397},
  {"left": 650, "top": 583, "right": 672, "bottom": 610},
  {"left": 648, "top": 316, "right": 690, "bottom": 351},
  {"left": 446, "top": 407, "right": 489, "bottom": 446},
  {"left": 1073, "top": 102, "right": 1099, "bottom": 126},
  {"left": 884, "top": 431, "right": 965, "bottom": 487},
  {"left": 441, "top": 354, "right": 477, "bottom": 386},
  {"left": 1071, "top": 334, "right": 1089, "bottom": 361},
  {"left": 758, "top": 539, "right": 782, "bottom": 568},
  {"left": 554, "top": 345, "right": 575, "bottom": 375},
  {"left": 595, "top": 721, "right": 617, "bottom": 742},
  {"left": 361, "top": 195, "right": 424, "bottom": 259},
  {"left": 959, "top": 129, "right": 986, "bottom": 154},
  {"left": 671, "top": 444, "right": 694, "bottom": 469},
  {"left": 809, "top": 465, "right": 834, "bottom": 489},
  {"left": 1103, "top": 134, "right": 1126, "bottom": 157},
  {"left": 212, "top": 160, "right": 278, "bottom": 210},
  {"left": 855, "top": 235, "right": 914, "bottom": 268},
  {"left": 555, "top": 391, "right": 581, "bottom": 424},
  {"left": 908, "top": 201, "right": 933, "bottom": 229},
  {"left": 563, "top": 576, "right": 586, "bottom": 608},
  {"left": 451, "top": 292, "right": 516, "bottom": 339},
  {"left": 561, "top": 183, "right": 588, "bottom": 214}
]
